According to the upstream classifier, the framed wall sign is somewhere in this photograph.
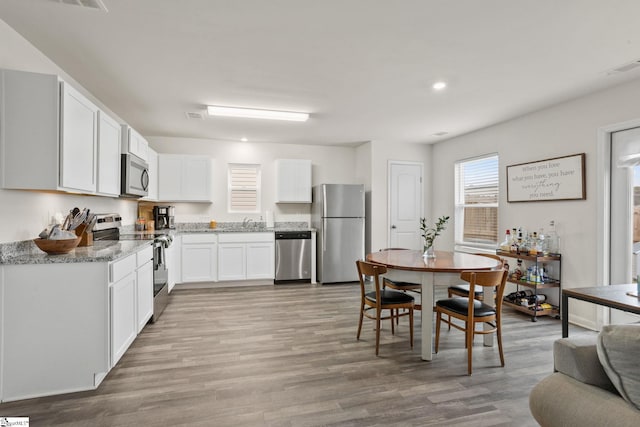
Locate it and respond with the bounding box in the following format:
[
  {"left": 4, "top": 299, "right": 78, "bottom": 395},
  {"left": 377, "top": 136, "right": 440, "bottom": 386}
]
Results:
[{"left": 506, "top": 153, "right": 586, "bottom": 202}]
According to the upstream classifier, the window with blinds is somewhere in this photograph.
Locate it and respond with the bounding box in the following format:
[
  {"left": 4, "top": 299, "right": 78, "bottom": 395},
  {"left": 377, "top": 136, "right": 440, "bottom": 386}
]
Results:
[
  {"left": 228, "top": 164, "right": 261, "bottom": 213},
  {"left": 454, "top": 154, "right": 499, "bottom": 248}
]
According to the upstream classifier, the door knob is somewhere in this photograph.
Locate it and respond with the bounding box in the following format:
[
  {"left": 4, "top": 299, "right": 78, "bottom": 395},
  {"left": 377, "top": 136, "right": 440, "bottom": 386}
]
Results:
[{"left": 391, "top": 225, "right": 397, "bottom": 229}]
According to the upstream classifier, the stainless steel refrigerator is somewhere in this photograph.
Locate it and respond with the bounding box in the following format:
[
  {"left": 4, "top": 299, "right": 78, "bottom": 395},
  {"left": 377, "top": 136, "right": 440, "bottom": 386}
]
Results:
[{"left": 312, "top": 184, "right": 365, "bottom": 283}]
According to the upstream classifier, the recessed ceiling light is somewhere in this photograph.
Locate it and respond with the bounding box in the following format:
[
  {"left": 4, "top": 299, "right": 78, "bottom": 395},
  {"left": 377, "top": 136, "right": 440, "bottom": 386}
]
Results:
[
  {"left": 432, "top": 81, "right": 447, "bottom": 90},
  {"left": 207, "top": 105, "right": 309, "bottom": 122},
  {"left": 241, "top": 137, "right": 248, "bottom": 142}
]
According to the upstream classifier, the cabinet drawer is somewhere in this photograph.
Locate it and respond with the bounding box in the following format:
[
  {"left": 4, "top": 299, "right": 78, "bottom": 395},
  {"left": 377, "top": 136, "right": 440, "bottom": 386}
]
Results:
[
  {"left": 182, "top": 233, "right": 217, "bottom": 244},
  {"left": 137, "top": 244, "right": 153, "bottom": 266},
  {"left": 218, "top": 232, "right": 274, "bottom": 243},
  {"left": 110, "top": 253, "right": 136, "bottom": 283}
]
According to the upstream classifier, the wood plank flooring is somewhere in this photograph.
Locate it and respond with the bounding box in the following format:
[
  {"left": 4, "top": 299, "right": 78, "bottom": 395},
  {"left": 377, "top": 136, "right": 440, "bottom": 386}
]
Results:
[{"left": 0, "top": 283, "right": 584, "bottom": 426}]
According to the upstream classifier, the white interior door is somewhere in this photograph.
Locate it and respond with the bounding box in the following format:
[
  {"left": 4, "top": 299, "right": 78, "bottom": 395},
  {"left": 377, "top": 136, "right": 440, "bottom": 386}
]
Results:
[
  {"left": 389, "top": 162, "right": 423, "bottom": 249},
  {"left": 610, "top": 127, "right": 640, "bottom": 323}
]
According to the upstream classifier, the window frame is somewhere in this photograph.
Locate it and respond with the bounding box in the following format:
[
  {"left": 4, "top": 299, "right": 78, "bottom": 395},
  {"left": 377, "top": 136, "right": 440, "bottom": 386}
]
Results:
[
  {"left": 454, "top": 153, "right": 499, "bottom": 252},
  {"left": 227, "top": 163, "right": 261, "bottom": 214}
]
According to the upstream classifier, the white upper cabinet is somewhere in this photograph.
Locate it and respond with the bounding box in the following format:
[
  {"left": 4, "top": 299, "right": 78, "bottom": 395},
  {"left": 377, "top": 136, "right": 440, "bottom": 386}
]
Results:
[
  {"left": 275, "top": 159, "right": 312, "bottom": 203},
  {"left": 158, "top": 154, "right": 211, "bottom": 202},
  {"left": 0, "top": 69, "right": 100, "bottom": 194},
  {"left": 144, "top": 148, "right": 159, "bottom": 201},
  {"left": 97, "top": 111, "right": 122, "bottom": 197},
  {"left": 121, "top": 125, "right": 149, "bottom": 162},
  {"left": 60, "top": 83, "right": 99, "bottom": 193}
]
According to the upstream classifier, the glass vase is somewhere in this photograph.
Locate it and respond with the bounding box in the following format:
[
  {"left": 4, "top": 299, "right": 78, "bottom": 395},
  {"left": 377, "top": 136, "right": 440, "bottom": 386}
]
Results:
[{"left": 423, "top": 245, "right": 435, "bottom": 259}]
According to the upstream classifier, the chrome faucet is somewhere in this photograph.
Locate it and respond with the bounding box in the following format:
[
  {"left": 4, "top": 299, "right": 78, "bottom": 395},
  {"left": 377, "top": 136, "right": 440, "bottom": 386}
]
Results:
[{"left": 242, "top": 217, "right": 254, "bottom": 228}]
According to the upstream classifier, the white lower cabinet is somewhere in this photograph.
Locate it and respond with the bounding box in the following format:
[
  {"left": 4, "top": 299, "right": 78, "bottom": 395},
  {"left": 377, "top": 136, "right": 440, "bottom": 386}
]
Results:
[
  {"left": 217, "top": 233, "right": 275, "bottom": 281},
  {"left": 181, "top": 234, "right": 217, "bottom": 282},
  {"left": 217, "top": 243, "right": 246, "bottom": 281},
  {"left": 110, "top": 270, "right": 137, "bottom": 368},
  {"left": 136, "top": 249, "right": 154, "bottom": 333},
  {"left": 167, "top": 234, "right": 181, "bottom": 291},
  {"left": 109, "top": 245, "right": 153, "bottom": 367}
]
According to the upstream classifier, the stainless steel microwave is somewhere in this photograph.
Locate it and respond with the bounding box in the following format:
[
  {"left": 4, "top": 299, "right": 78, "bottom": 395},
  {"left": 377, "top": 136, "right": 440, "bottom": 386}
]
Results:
[{"left": 121, "top": 153, "right": 149, "bottom": 198}]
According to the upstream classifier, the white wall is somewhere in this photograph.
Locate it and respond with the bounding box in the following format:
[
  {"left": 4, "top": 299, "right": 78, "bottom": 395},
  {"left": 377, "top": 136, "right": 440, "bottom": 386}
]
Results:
[
  {"left": 431, "top": 76, "right": 640, "bottom": 330},
  {"left": 148, "top": 137, "right": 359, "bottom": 224},
  {"left": 0, "top": 19, "right": 137, "bottom": 243}
]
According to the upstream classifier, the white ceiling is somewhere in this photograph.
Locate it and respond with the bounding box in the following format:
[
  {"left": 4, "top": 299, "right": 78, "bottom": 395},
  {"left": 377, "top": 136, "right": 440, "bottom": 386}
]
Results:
[{"left": 2, "top": 0, "right": 640, "bottom": 146}]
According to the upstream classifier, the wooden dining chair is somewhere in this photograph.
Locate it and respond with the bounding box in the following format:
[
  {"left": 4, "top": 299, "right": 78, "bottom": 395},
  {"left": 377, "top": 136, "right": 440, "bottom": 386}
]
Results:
[
  {"left": 356, "top": 260, "right": 415, "bottom": 355},
  {"left": 435, "top": 268, "right": 509, "bottom": 375},
  {"left": 447, "top": 253, "right": 504, "bottom": 300},
  {"left": 378, "top": 248, "right": 422, "bottom": 321}
]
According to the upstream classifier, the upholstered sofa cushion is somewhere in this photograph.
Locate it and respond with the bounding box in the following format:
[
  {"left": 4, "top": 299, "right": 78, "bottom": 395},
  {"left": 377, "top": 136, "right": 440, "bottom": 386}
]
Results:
[
  {"left": 597, "top": 324, "right": 640, "bottom": 411},
  {"left": 553, "top": 336, "right": 616, "bottom": 392}
]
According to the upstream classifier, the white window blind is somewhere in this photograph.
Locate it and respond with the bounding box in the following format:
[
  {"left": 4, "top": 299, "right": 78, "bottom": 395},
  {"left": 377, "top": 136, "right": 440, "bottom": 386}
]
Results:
[
  {"left": 454, "top": 154, "right": 499, "bottom": 248},
  {"left": 228, "top": 164, "right": 261, "bottom": 213}
]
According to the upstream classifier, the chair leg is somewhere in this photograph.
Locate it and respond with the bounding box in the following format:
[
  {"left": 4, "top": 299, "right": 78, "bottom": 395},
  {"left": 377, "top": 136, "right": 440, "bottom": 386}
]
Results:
[
  {"left": 357, "top": 301, "right": 365, "bottom": 340},
  {"left": 435, "top": 310, "right": 441, "bottom": 353},
  {"left": 375, "top": 308, "right": 381, "bottom": 356},
  {"left": 497, "top": 317, "right": 505, "bottom": 367},
  {"left": 390, "top": 309, "right": 395, "bottom": 335},
  {"left": 466, "top": 323, "right": 474, "bottom": 375},
  {"left": 409, "top": 308, "right": 414, "bottom": 349}
]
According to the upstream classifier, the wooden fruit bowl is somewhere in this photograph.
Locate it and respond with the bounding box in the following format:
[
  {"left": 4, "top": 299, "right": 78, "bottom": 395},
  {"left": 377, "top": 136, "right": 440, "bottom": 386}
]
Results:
[{"left": 33, "top": 237, "right": 81, "bottom": 255}]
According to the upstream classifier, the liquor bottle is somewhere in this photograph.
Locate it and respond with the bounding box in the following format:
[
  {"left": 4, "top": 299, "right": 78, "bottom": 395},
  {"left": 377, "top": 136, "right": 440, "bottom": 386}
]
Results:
[
  {"left": 529, "top": 231, "right": 539, "bottom": 255},
  {"left": 499, "top": 229, "right": 511, "bottom": 251},
  {"left": 546, "top": 220, "right": 560, "bottom": 254}
]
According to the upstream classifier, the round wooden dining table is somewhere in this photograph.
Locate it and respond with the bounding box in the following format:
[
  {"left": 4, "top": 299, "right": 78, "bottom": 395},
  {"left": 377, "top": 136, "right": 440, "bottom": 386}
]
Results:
[{"left": 366, "top": 249, "right": 501, "bottom": 361}]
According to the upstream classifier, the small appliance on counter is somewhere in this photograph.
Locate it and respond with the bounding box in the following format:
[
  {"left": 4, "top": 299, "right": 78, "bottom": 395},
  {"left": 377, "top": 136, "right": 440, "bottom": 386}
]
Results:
[{"left": 153, "top": 205, "right": 175, "bottom": 230}]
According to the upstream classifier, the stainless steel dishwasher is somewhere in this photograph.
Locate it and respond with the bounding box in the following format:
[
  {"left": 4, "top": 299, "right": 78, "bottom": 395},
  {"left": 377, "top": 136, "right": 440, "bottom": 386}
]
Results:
[{"left": 274, "top": 231, "right": 312, "bottom": 283}]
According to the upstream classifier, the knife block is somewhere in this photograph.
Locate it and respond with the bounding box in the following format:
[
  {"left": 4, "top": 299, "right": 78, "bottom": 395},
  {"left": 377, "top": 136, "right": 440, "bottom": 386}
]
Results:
[{"left": 74, "top": 224, "right": 93, "bottom": 247}]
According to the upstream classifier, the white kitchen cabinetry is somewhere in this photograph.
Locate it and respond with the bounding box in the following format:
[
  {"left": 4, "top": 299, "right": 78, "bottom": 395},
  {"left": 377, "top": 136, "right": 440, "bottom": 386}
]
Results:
[
  {"left": 97, "top": 111, "right": 122, "bottom": 196},
  {"left": 217, "top": 233, "right": 275, "bottom": 281},
  {"left": 145, "top": 148, "right": 159, "bottom": 201},
  {"left": 109, "top": 244, "right": 153, "bottom": 366},
  {"left": 0, "top": 262, "right": 109, "bottom": 402},
  {"left": 110, "top": 269, "right": 137, "bottom": 368},
  {"left": 167, "top": 234, "right": 181, "bottom": 291},
  {"left": 121, "top": 125, "right": 149, "bottom": 162},
  {"left": 158, "top": 154, "right": 212, "bottom": 202},
  {"left": 275, "top": 159, "right": 312, "bottom": 203},
  {"left": 0, "top": 69, "right": 99, "bottom": 194},
  {"left": 181, "top": 234, "right": 217, "bottom": 283},
  {"left": 136, "top": 246, "right": 154, "bottom": 333}
]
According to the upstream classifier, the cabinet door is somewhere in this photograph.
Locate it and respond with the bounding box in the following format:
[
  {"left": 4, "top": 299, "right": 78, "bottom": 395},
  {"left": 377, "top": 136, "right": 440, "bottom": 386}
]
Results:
[
  {"left": 145, "top": 149, "right": 159, "bottom": 201},
  {"left": 246, "top": 242, "right": 275, "bottom": 279},
  {"left": 182, "top": 156, "right": 211, "bottom": 201},
  {"left": 60, "top": 82, "right": 98, "bottom": 192},
  {"left": 110, "top": 271, "right": 137, "bottom": 367},
  {"left": 181, "top": 243, "right": 217, "bottom": 282},
  {"left": 124, "top": 127, "right": 149, "bottom": 162},
  {"left": 167, "top": 235, "right": 181, "bottom": 291},
  {"left": 136, "top": 260, "right": 153, "bottom": 333},
  {"left": 276, "top": 159, "right": 312, "bottom": 203},
  {"left": 97, "top": 111, "right": 121, "bottom": 196},
  {"left": 217, "top": 244, "right": 246, "bottom": 281},
  {"left": 158, "top": 154, "right": 183, "bottom": 200}
]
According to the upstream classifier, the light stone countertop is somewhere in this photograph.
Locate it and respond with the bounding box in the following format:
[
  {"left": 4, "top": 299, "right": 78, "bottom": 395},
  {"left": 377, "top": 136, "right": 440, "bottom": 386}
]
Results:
[
  {"left": 0, "top": 240, "right": 152, "bottom": 265},
  {"left": 0, "top": 222, "right": 315, "bottom": 265}
]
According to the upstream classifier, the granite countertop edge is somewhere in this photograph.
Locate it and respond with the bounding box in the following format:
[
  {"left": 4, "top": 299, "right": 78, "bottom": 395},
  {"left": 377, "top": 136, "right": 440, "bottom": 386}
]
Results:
[{"left": 0, "top": 240, "right": 152, "bottom": 266}]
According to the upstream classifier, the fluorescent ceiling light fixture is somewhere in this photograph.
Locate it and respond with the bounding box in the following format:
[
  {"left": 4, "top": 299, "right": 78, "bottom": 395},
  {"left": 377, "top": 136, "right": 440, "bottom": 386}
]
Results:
[
  {"left": 207, "top": 105, "right": 309, "bottom": 122},
  {"left": 432, "top": 81, "right": 447, "bottom": 90}
]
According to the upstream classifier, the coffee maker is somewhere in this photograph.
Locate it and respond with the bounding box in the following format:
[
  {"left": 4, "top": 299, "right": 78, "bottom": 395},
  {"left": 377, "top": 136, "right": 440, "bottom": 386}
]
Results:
[{"left": 153, "top": 206, "right": 175, "bottom": 229}]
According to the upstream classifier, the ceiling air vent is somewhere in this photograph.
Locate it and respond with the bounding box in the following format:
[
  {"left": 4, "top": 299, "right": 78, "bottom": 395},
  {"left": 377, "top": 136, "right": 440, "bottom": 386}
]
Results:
[
  {"left": 185, "top": 112, "right": 205, "bottom": 120},
  {"left": 56, "top": 0, "right": 108, "bottom": 12},
  {"left": 609, "top": 59, "right": 640, "bottom": 74},
  {"left": 432, "top": 131, "right": 449, "bottom": 137}
]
